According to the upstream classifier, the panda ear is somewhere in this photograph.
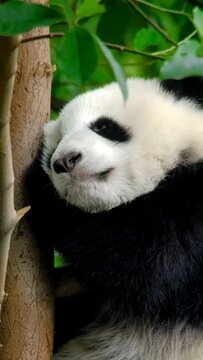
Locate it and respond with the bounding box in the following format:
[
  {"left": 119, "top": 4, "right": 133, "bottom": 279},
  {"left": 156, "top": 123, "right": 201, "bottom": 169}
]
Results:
[
  {"left": 43, "top": 120, "right": 61, "bottom": 150},
  {"left": 43, "top": 120, "right": 60, "bottom": 139},
  {"left": 41, "top": 120, "right": 62, "bottom": 175}
]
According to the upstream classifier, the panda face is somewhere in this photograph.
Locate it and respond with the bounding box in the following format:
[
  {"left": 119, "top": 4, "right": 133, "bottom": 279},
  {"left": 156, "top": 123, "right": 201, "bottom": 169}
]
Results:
[{"left": 42, "top": 78, "right": 203, "bottom": 213}]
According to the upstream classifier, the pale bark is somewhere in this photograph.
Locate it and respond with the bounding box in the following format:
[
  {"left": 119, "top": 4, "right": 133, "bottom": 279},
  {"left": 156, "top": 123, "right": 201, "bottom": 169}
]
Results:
[
  {"left": 0, "top": 36, "right": 20, "bottom": 313},
  {"left": 0, "top": 3, "right": 54, "bottom": 359}
]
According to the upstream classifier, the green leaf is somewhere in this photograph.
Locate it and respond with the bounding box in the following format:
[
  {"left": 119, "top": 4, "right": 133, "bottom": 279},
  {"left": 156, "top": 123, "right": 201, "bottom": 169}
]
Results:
[
  {"left": 93, "top": 35, "right": 127, "bottom": 100},
  {"left": 58, "top": 27, "right": 98, "bottom": 84},
  {"left": 50, "top": 0, "right": 75, "bottom": 24},
  {"left": 54, "top": 251, "right": 68, "bottom": 268},
  {"left": 76, "top": 0, "right": 106, "bottom": 20},
  {"left": 160, "top": 40, "right": 203, "bottom": 79},
  {"left": 196, "top": 44, "right": 203, "bottom": 56},
  {"left": 0, "top": 1, "right": 64, "bottom": 36},
  {"left": 193, "top": 7, "right": 203, "bottom": 40},
  {"left": 134, "top": 27, "right": 162, "bottom": 50}
]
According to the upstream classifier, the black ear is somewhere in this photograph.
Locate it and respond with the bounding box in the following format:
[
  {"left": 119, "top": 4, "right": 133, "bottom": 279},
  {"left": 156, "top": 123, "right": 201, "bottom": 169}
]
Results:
[{"left": 161, "top": 77, "right": 203, "bottom": 107}]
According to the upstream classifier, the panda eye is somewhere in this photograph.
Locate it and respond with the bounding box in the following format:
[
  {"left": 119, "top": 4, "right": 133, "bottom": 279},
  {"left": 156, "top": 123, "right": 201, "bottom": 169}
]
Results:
[
  {"left": 93, "top": 122, "right": 108, "bottom": 132},
  {"left": 90, "top": 117, "right": 131, "bottom": 143}
]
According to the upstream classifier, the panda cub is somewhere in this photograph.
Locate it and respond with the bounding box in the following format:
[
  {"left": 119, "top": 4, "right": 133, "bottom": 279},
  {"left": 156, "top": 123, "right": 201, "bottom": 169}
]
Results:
[{"left": 27, "top": 77, "right": 203, "bottom": 360}]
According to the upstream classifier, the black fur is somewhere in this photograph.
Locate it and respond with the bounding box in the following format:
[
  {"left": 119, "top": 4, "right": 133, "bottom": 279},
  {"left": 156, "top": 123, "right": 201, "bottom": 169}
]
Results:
[
  {"left": 90, "top": 117, "right": 131, "bottom": 143},
  {"left": 26, "top": 155, "right": 203, "bottom": 328},
  {"left": 161, "top": 77, "right": 203, "bottom": 107},
  {"left": 26, "top": 77, "right": 203, "bottom": 340}
]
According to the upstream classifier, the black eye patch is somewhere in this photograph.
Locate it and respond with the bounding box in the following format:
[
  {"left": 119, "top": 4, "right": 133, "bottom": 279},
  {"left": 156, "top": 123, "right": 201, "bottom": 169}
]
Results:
[{"left": 90, "top": 117, "right": 131, "bottom": 143}]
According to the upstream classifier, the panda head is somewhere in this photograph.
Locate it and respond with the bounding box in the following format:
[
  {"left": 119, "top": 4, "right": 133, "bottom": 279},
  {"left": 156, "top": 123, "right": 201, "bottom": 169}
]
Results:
[{"left": 42, "top": 78, "right": 203, "bottom": 213}]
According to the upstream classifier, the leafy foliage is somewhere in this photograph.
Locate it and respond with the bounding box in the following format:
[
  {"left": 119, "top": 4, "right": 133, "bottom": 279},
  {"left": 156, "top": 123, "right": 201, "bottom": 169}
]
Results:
[
  {"left": 193, "top": 6, "right": 203, "bottom": 40},
  {"left": 93, "top": 35, "right": 128, "bottom": 99},
  {"left": 58, "top": 27, "right": 98, "bottom": 84},
  {"left": 1, "top": 0, "right": 203, "bottom": 101},
  {"left": 51, "top": 0, "right": 75, "bottom": 24},
  {"left": 50, "top": 0, "right": 203, "bottom": 104},
  {"left": 134, "top": 27, "right": 162, "bottom": 50},
  {"left": 76, "top": 0, "right": 106, "bottom": 20},
  {"left": 161, "top": 39, "right": 203, "bottom": 79},
  {"left": 0, "top": 1, "right": 64, "bottom": 35}
]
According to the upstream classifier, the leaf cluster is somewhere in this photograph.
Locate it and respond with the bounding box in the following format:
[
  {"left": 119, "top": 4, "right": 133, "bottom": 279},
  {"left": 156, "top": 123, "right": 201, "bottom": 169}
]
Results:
[{"left": 1, "top": 0, "right": 203, "bottom": 102}]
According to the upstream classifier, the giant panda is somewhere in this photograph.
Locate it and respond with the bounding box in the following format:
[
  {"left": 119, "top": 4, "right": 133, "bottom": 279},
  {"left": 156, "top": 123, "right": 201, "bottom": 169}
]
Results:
[{"left": 26, "top": 77, "right": 203, "bottom": 360}]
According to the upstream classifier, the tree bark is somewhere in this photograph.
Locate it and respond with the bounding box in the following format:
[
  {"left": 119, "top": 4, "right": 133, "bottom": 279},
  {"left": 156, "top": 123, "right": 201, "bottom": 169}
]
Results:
[
  {"left": 0, "top": 2, "right": 54, "bottom": 359},
  {"left": 0, "top": 35, "right": 20, "bottom": 316}
]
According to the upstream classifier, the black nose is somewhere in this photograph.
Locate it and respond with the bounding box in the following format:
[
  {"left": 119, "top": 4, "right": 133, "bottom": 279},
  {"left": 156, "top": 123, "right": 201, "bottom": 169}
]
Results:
[{"left": 53, "top": 152, "right": 82, "bottom": 173}]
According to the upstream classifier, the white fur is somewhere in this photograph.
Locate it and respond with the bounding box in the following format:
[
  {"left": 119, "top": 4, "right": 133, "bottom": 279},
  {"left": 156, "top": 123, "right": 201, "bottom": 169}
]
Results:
[
  {"left": 42, "top": 78, "right": 203, "bottom": 213},
  {"left": 54, "top": 322, "right": 203, "bottom": 360}
]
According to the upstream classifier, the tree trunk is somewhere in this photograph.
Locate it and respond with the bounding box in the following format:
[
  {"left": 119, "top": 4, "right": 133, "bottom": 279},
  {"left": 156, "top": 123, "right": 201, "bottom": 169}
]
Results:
[{"left": 0, "top": 2, "right": 54, "bottom": 359}]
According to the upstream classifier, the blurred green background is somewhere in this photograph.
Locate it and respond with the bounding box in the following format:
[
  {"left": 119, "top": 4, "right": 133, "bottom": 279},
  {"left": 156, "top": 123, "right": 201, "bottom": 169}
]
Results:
[{"left": 50, "top": 0, "right": 203, "bottom": 117}]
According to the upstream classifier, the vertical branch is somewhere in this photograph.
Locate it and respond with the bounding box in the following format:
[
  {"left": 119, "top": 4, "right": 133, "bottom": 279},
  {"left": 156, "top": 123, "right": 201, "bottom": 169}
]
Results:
[
  {"left": 0, "top": 4, "right": 54, "bottom": 360},
  {"left": 0, "top": 36, "right": 20, "bottom": 313}
]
